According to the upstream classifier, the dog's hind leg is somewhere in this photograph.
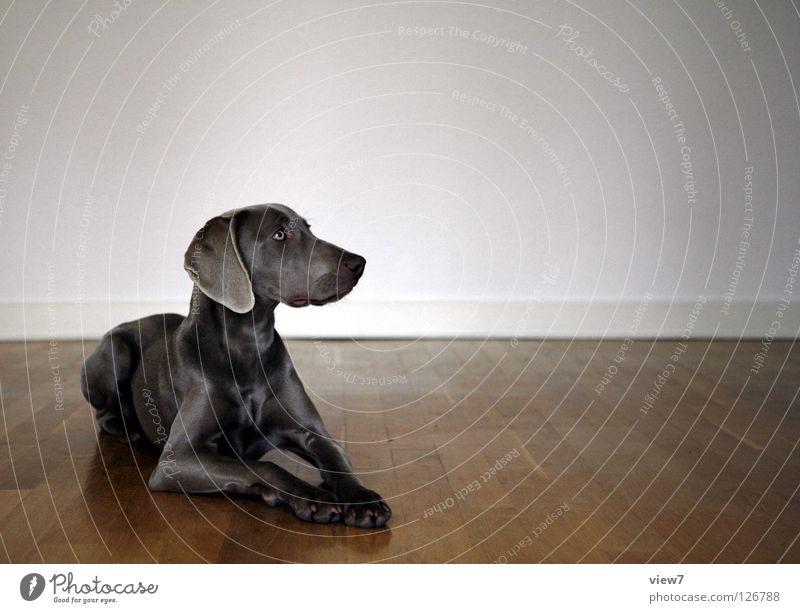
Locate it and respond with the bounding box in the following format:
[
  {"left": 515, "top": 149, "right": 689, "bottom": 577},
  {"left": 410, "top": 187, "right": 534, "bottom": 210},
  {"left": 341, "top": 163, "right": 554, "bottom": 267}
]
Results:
[{"left": 80, "top": 327, "right": 142, "bottom": 444}]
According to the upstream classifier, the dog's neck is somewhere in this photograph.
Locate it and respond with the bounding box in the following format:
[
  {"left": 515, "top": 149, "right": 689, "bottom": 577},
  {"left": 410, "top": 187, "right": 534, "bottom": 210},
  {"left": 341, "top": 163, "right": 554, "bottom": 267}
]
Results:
[{"left": 185, "top": 286, "right": 279, "bottom": 355}]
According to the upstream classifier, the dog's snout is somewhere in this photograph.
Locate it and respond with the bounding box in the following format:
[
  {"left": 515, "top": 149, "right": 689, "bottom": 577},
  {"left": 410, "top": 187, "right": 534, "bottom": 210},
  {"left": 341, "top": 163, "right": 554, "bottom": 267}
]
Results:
[{"left": 343, "top": 253, "right": 366, "bottom": 278}]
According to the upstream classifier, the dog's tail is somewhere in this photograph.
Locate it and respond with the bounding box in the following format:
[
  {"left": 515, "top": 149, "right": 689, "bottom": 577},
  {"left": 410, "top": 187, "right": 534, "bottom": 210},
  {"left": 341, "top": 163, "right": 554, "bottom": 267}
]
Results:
[{"left": 81, "top": 326, "right": 143, "bottom": 444}]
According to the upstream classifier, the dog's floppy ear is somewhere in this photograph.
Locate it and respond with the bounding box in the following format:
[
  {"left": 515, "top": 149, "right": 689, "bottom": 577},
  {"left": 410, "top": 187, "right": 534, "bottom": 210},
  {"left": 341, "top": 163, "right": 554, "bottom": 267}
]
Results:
[{"left": 184, "top": 210, "right": 255, "bottom": 313}]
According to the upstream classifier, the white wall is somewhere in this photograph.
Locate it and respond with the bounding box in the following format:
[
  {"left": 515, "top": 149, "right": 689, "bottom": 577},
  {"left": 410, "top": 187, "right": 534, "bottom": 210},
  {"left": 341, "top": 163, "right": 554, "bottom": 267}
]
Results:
[{"left": 1, "top": 0, "right": 798, "bottom": 339}]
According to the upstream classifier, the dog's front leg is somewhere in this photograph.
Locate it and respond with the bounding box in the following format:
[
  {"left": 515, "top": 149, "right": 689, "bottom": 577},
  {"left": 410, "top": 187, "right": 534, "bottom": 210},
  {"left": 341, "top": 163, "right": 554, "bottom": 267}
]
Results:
[
  {"left": 275, "top": 372, "right": 392, "bottom": 528},
  {"left": 148, "top": 393, "right": 343, "bottom": 524},
  {"left": 295, "top": 432, "right": 392, "bottom": 528}
]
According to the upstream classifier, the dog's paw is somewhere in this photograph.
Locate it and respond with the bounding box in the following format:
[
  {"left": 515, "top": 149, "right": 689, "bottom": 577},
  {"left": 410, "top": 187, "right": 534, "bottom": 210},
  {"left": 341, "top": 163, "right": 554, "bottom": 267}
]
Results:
[
  {"left": 285, "top": 488, "right": 343, "bottom": 524},
  {"left": 340, "top": 488, "right": 392, "bottom": 528}
]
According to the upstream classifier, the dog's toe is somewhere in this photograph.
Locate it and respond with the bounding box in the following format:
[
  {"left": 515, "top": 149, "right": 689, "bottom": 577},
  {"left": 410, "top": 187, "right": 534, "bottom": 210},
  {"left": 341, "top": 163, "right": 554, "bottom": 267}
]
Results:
[
  {"left": 341, "top": 488, "right": 392, "bottom": 529},
  {"left": 312, "top": 502, "right": 342, "bottom": 524},
  {"left": 286, "top": 489, "right": 343, "bottom": 524}
]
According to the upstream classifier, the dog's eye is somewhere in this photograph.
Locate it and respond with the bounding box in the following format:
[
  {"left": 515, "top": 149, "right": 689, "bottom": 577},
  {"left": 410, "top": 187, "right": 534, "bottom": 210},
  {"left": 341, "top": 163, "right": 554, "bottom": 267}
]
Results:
[{"left": 272, "top": 228, "right": 287, "bottom": 241}]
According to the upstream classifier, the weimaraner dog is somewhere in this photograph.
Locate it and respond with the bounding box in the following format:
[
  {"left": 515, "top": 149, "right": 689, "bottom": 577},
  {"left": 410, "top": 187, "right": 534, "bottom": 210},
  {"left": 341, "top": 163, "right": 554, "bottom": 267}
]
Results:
[{"left": 81, "top": 204, "right": 391, "bottom": 528}]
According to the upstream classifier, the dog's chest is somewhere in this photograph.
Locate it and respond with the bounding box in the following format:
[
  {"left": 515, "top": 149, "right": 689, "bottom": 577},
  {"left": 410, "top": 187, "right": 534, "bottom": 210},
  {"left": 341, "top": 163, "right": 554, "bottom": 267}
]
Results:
[
  {"left": 212, "top": 387, "right": 283, "bottom": 459},
  {"left": 227, "top": 382, "right": 269, "bottom": 416},
  {"left": 226, "top": 378, "right": 289, "bottom": 424}
]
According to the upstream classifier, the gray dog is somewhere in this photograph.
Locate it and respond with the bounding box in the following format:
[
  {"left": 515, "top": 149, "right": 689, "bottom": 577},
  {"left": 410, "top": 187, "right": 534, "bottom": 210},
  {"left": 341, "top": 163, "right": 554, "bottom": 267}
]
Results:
[{"left": 81, "top": 204, "right": 391, "bottom": 528}]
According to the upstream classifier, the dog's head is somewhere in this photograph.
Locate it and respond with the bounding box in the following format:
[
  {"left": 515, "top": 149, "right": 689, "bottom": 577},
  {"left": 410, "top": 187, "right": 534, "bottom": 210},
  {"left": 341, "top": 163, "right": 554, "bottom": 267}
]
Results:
[{"left": 184, "top": 204, "right": 366, "bottom": 313}]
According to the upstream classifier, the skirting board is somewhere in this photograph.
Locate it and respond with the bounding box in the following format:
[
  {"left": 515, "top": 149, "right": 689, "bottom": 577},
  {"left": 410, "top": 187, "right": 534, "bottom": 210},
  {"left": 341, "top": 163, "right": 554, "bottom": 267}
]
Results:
[{"left": 0, "top": 299, "right": 796, "bottom": 341}]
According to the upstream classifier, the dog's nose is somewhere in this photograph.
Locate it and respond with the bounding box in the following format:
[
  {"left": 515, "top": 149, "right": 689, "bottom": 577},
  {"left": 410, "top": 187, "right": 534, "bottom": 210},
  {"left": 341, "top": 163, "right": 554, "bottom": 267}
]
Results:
[{"left": 343, "top": 253, "right": 366, "bottom": 277}]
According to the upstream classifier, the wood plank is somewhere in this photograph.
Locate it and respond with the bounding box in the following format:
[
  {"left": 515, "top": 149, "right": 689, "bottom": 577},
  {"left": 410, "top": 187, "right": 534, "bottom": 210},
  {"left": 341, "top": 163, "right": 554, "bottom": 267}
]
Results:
[{"left": 0, "top": 340, "right": 797, "bottom": 562}]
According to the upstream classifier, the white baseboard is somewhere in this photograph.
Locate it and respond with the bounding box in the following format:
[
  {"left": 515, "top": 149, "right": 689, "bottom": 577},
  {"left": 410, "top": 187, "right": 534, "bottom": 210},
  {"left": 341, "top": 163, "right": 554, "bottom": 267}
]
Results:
[{"left": 0, "top": 298, "right": 795, "bottom": 341}]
